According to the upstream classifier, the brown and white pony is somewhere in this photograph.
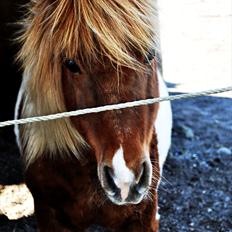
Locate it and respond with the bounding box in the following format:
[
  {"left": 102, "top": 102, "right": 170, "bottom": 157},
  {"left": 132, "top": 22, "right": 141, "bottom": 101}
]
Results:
[{"left": 15, "top": 0, "right": 172, "bottom": 231}]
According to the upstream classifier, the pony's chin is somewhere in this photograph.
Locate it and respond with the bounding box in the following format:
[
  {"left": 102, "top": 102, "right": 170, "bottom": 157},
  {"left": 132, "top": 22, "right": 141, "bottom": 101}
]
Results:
[{"left": 106, "top": 192, "right": 145, "bottom": 206}]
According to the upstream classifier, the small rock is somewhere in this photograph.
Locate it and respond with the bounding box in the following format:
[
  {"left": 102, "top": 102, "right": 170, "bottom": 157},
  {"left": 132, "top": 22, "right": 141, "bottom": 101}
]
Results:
[
  {"left": 217, "top": 147, "right": 232, "bottom": 156},
  {"left": 200, "top": 161, "right": 210, "bottom": 170},
  {"left": 192, "top": 154, "right": 198, "bottom": 160},
  {"left": 181, "top": 125, "right": 195, "bottom": 139},
  {"left": 193, "top": 163, "right": 197, "bottom": 168},
  {"left": 174, "top": 124, "right": 194, "bottom": 139},
  {"left": 189, "top": 222, "right": 195, "bottom": 226}
]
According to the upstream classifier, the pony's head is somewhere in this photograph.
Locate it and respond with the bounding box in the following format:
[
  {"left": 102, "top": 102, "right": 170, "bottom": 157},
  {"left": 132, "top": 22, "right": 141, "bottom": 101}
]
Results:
[
  {"left": 18, "top": 0, "right": 160, "bottom": 205},
  {"left": 63, "top": 58, "right": 159, "bottom": 205}
]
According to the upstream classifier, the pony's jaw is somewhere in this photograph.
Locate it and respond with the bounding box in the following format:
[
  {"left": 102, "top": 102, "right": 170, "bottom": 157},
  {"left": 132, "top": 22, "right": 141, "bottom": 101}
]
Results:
[{"left": 98, "top": 148, "right": 152, "bottom": 205}]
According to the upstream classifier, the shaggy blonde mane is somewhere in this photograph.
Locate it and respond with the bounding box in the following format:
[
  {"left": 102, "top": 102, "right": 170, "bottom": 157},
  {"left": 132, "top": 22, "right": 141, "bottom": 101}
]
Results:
[{"left": 17, "top": 0, "right": 159, "bottom": 166}]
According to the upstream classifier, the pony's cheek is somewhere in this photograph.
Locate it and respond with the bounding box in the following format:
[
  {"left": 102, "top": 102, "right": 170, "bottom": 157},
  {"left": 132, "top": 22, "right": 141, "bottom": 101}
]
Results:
[
  {"left": 85, "top": 140, "right": 103, "bottom": 163},
  {"left": 94, "top": 151, "right": 103, "bottom": 163}
]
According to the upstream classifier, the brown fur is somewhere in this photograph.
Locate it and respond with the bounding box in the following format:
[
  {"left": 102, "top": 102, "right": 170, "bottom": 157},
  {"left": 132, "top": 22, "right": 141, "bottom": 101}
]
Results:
[
  {"left": 26, "top": 129, "right": 160, "bottom": 232},
  {"left": 63, "top": 58, "right": 159, "bottom": 169}
]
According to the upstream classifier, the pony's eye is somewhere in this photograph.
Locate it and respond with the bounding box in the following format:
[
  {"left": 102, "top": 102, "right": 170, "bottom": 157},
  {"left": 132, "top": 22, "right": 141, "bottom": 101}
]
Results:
[
  {"left": 145, "top": 49, "right": 156, "bottom": 64},
  {"left": 64, "top": 59, "right": 82, "bottom": 74}
]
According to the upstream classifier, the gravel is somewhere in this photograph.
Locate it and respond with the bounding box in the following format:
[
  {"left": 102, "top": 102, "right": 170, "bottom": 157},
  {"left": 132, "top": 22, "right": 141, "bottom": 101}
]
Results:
[{"left": 159, "top": 95, "right": 232, "bottom": 232}]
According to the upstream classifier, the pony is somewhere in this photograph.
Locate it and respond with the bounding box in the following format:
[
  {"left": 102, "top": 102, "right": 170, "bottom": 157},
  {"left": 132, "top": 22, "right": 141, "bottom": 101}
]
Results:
[{"left": 15, "top": 0, "right": 172, "bottom": 231}]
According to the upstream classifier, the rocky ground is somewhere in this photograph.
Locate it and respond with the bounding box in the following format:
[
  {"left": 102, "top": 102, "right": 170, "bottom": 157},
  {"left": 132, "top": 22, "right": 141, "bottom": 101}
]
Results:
[
  {"left": 0, "top": 94, "right": 231, "bottom": 232},
  {"left": 159, "top": 94, "right": 232, "bottom": 232}
]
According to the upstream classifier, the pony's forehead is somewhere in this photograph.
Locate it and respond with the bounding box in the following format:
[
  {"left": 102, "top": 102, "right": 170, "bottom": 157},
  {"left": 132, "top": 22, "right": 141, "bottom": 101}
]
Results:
[
  {"left": 19, "top": 0, "right": 158, "bottom": 73},
  {"left": 52, "top": 0, "right": 157, "bottom": 69}
]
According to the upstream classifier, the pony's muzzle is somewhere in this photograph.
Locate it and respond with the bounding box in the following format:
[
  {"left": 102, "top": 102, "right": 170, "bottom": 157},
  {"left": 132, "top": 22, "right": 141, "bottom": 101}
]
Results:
[{"left": 99, "top": 160, "right": 152, "bottom": 205}]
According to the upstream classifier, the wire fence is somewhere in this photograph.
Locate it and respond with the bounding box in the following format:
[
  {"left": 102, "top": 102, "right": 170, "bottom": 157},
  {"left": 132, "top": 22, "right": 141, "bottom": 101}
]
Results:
[{"left": 0, "top": 86, "right": 231, "bottom": 128}]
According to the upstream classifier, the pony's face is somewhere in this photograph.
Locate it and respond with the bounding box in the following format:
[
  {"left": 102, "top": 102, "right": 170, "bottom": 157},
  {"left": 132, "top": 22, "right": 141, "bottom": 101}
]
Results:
[{"left": 63, "top": 59, "right": 159, "bottom": 205}]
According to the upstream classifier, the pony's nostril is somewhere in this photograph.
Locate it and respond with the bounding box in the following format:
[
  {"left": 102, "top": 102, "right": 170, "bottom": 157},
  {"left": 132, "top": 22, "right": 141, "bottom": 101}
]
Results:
[
  {"left": 138, "top": 162, "right": 146, "bottom": 184},
  {"left": 137, "top": 163, "right": 145, "bottom": 182},
  {"left": 103, "top": 166, "right": 118, "bottom": 193},
  {"left": 136, "top": 161, "right": 150, "bottom": 193},
  {"left": 104, "top": 166, "right": 113, "bottom": 181}
]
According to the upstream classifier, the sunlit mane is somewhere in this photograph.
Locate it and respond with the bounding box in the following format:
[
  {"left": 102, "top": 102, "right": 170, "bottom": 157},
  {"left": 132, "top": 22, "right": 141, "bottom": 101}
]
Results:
[{"left": 17, "top": 0, "right": 159, "bottom": 166}]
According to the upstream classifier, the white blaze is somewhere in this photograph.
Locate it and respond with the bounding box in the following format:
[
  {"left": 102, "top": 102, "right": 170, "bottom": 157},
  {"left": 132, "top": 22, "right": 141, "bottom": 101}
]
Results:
[{"left": 112, "top": 147, "right": 135, "bottom": 201}]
